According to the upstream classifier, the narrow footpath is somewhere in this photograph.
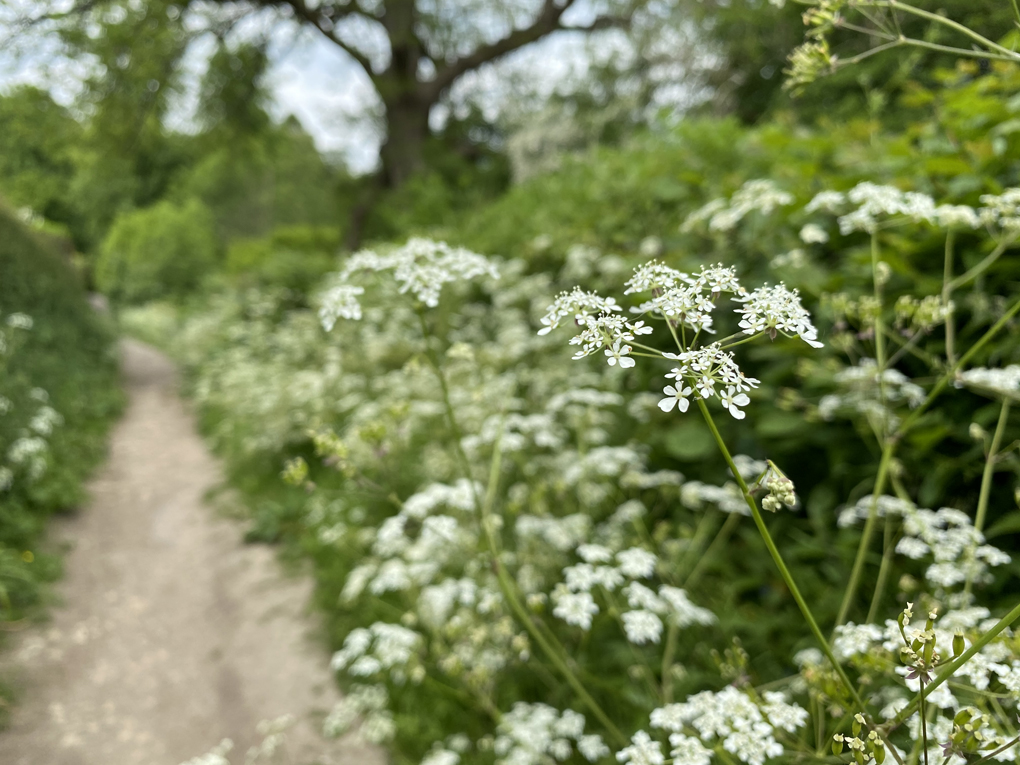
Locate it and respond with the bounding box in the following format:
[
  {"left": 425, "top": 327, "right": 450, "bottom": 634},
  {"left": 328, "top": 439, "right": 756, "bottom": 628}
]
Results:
[{"left": 0, "top": 340, "right": 384, "bottom": 765}]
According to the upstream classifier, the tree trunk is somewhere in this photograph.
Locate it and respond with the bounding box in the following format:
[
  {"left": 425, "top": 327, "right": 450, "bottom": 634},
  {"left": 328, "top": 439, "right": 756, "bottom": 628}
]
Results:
[{"left": 379, "top": 93, "right": 431, "bottom": 188}]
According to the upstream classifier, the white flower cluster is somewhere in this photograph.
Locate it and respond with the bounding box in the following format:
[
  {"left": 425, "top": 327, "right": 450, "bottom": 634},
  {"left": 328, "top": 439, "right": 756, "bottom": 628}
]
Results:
[
  {"left": 323, "top": 684, "right": 395, "bottom": 743},
  {"left": 329, "top": 622, "right": 422, "bottom": 681},
  {"left": 537, "top": 287, "right": 622, "bottom": 336},
  {"left": 552, "top": 544, "right": 715, "bottom": 641},
  {"left": 958, "top": 365, "right": 1020, "bottom": 399},
  {"left": 681, "top": 179, "right": 794, "bottom": 233},
  {"left": 978, "top": 188, "right": 1020, "bottom": 233},
  {"left": 493, "top": 703, "right": 608, "bottom": 765},
  {"left": 177, "top": 738, "right": 234, "bottom": 765},
  {"left": 647, "top": 687, "right": 808, "bottom": 765},
  {"left": 659, "top": 345, "right": 759, "bottom": 419},
  {"left": 341, "top": 480, "right": 482, "bottom": 601},
  {"left": 838, "top": 497, "right": 1009, "bottom": 594},
  {"left": 818, "top": 359, "right": 925, "bottom": 428},
  {"left": 318, "top": 238, "right": 500, "bottom": 329},
  {"left": 542, "top": 261, "right": 824, "bottom": 420},
  {"left": 734, "top": 283, "right": 823, "bottom": 347},
  {"left": 805, "top": 183, "right": 938, "bottom": 234}
]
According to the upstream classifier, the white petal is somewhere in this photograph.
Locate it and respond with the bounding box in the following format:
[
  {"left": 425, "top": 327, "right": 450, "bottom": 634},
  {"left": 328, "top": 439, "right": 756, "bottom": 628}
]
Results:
[{"left": 658, "top": 397, "right": 677, "bottom": 412}]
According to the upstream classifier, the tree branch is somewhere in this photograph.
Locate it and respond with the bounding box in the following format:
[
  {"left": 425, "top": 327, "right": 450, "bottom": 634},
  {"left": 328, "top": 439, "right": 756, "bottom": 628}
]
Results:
[
  {"left": 273, "top": 0, "right": 376, "bottom": 74},
  {"left": 427, "top": 0, "right": 634, "bottom": 98}
]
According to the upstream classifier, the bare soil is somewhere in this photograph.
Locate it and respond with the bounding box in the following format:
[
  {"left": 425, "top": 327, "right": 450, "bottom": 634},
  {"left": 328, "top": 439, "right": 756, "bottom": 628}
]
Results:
[{"left": 0, "top": 340, "right": 385, "bottom": 765}]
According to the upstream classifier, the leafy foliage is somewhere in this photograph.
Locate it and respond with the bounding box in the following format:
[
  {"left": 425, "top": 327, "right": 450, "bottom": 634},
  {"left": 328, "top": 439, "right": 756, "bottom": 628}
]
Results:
[
  {"left": 96, "top": 199, "right": 218, "bottom": 304},
  {"left": 0, "top": 203, "right": 123, "bottom": 642}
]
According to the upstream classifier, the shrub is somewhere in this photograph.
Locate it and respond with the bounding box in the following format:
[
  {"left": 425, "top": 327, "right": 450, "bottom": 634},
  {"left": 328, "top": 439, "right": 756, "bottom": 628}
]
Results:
[
  {"left": 96, "top": 198, "right": 218, "bottom": 303},
  {"left": 223, "top": 225, "right": 339, "bottom": 294},
  {"left": 0, "top": 202, "right": 122, "bottom": 634}
]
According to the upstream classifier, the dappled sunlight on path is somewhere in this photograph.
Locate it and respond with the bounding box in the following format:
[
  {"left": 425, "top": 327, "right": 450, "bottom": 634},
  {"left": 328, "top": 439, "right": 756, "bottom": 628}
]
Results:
[{"left": 0, "top": 340, "right": 385, "bottom": 765}]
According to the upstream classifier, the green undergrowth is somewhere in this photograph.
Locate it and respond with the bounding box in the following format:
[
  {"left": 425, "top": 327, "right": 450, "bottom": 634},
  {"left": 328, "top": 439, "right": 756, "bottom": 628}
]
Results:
[
  {"left": 120, "top": 64, "right": 1020, "bottom": 764},
  {"left": 0, "top": 204, "right": 124, "bottom": 721}
]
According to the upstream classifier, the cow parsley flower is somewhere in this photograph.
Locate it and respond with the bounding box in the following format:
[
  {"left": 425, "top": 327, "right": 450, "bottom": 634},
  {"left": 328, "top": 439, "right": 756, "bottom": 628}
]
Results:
[
  {"left": 538, "top": 288, "right": 621, "bottom": 336},
  {"left": 318, "top": 283, "right": 365, "bottom": 329},
  {"left": 552, "top": 588, "right": 599, "bottom": 630},
  {"left": 605, "top": 340, "right": 636, "bottom": 368},
  {"left": 494, "top": 704, "right": 601, "bottom": 765},
  {"left": 617, "top": 547, "right": 657, "bottom": 578},
  {"left": 682, "top": 180, "right": 793, "bottom": 233},
  {"left": 934, "top": 205, "right": 981, "bottom": 230},
  {"left": 668, "top": 734, "right": 712, "bottom": 765},
  {"left": 622, "top": 609, "right": 664, "bottom": 644},
  {"left": 658, "top": 586, "right": 716, "bottom": 627},
  {"left": 958, "top": 365, "right": 1020, "bottom": 399},
  {"left": 799, "top": 223, "right": 829, "bottom": 244},
  {"left": 616, "top": 731, "right": 665, "bottom": 765},
  {"left": 733, "top": 283, "right": 824, "bottom": 347},
  {"left": 978, "top": 188, "right": 1020, "bottom": 232}
]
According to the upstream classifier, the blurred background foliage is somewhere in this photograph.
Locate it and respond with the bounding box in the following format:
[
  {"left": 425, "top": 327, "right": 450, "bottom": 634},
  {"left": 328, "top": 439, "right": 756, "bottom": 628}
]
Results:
[
  {"left": 0, "top": 205, "right": 123, "bottom": 721},
  {"left": 3, "top": 0, "right": 1020, "bottom": 755}
]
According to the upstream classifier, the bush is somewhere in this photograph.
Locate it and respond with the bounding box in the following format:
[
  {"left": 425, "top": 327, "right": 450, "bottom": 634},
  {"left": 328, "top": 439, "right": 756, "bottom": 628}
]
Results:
[
  {"left": 95, "top": 198, "right": 218, "bottom": 303},
  {"left": 223, "top": 225, "right": 339, "bottom": 294},
  {"left": 0, "top": 202, "right": 122, "bottom": 637}
]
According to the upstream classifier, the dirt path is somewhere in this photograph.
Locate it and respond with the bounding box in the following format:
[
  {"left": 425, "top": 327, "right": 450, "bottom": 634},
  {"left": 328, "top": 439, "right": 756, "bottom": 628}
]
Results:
[{"left": 0, "top": 340, "right": 385, "bottom": 765}]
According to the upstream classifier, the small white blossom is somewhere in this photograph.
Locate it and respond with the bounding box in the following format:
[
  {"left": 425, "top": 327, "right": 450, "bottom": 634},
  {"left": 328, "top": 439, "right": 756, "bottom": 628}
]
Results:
[
  {"left": 622, "top": 609, "right": 664, "bottom": 644},
  {"left": 617, "top": 548, "right": 657, "bottom": 578},
  {"left": 616, "top": 731, "right": 665, "bottom": 765}
]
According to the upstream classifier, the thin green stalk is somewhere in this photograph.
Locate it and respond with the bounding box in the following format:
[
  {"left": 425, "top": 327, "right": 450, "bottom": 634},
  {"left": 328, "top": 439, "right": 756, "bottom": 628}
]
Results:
[
  {"left": 675, "top": 510, "right": 721, "bottom": 581},
  {"left": 975, "top": 399, "right": 1010, "bottom": 536},
  {"left": 972, "top": 736, "right": 1020, "bottom": 765},
  {"left": 871, "top": 232, "right": 888, "bottom": 405},
  {"left": 477, "top": 431, "right": 626, "bottom": 745},
  {"left": 865, "top": 513, "right": 895, "bottom": 624},
  {"left": 661, "top": 620, "right": 679, "bottom": 703},
  {"left": 683, "top": 511, "right": 742, "bottom": 589},
  {"left": 899, "top": 294, "right": 1020, "bottom": 432},
  {"left": 836, "top": 440, "right": 895, "bottom": 626},
  {"left": 858, "top": 0, "right": 1020, "bottom": 58},
  {"left": 696, "top": 400, "right": 868, "bottom": 712},
  {"left": 942, "top": 231, "right": 956, "bottom": 365},
  {"left": 890, "top": 599, "right": 1020, "bottom": 729},
  {"left": 947, "top": 239, "right": 1012, "bottom": 293}
]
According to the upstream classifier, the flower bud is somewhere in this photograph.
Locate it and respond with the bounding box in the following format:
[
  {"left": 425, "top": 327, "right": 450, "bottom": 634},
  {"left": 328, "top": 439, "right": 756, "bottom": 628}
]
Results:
[
  {"left": 832, "top": 734, "right": 845, "bottom": 756},
  {"left": 953, "top": 632, "right": 966, "bottom": 658}
]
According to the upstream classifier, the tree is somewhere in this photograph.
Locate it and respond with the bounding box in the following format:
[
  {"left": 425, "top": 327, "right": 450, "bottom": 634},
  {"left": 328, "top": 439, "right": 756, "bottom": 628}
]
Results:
[{"left": 205, "top": 0, "right": 639, "bottom": 190}]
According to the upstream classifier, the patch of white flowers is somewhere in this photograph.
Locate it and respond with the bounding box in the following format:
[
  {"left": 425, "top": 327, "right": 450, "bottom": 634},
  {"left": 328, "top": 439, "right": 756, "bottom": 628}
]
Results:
[
  {"left": 541, "top": 261, "right": 821, "bottom": 421},
  {"left": 682, "top": 179, "right": 794, "bottom": 232},
  {"left": 493, "top": 703, "right": 609, "bottom": 765},
  {"left": 318, "top": 238, "right": 500, "bottom": 329}
]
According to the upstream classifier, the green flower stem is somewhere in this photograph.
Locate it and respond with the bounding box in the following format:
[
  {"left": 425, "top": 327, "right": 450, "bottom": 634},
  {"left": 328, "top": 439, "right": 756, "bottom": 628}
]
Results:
[
  {"left": 942, "top": 231, "right": 956, "bottom": 365},
  {"left": 865, "top": 513, "right": 896, "bottom": 624},
  {"left": 683, "top": 512, "right": 742, "bottom": 589},
  {"left": 661, "top": 620, "right": 679, "bottom": 704},
  {"left": 947, "top": 239, "right": 1014, "bottom": 293},
  {"left": 900, "top": 294, "right": 1020, "bottom": 430},
  {"left": 675, "top": 510, "right": 722, "bottom": 582},
  {"left": 890, "top": 599, "right": 1020, "bottom": 730},
  {"left": 836, "top": 440, "right": 895, "bottom": 626},
  {"left": 696, "top": 400, "right": 869, "bottom": 713},
  {"left": 972, "top": 736, "right": 1020, "bottom": 765},
  {"left": 419, "top": 314, "right": 624, "bottom": 744},
  {"left": 854, "top": 0, "right": 1020, "bottom": 59},
  {"left": 836, "top": 296, "right": 1020, "bottom": 620},
  {"left": 975, "top": 399, "right": 1010, "bottom": 536},
  {"left": 871, "top": 232, "right": 888, "bottom": 416},
  {"left": 475, "top": 421, "right": 626, "bottom": 746}
]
